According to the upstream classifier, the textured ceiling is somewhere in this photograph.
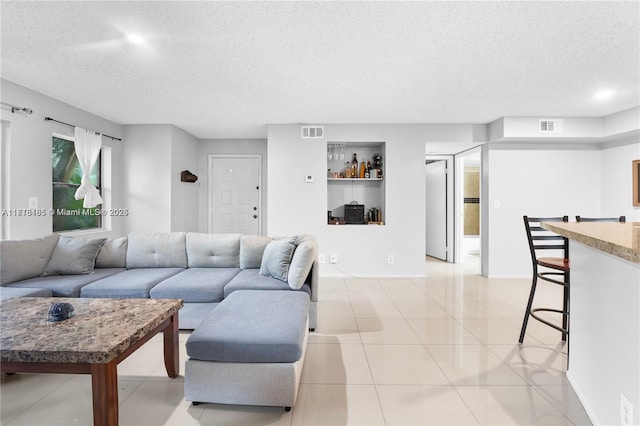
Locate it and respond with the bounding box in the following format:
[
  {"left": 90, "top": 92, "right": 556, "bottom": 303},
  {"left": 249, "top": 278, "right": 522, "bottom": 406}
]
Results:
[{"left": 1, "top": 1, "right": 638, "bottom": 139}]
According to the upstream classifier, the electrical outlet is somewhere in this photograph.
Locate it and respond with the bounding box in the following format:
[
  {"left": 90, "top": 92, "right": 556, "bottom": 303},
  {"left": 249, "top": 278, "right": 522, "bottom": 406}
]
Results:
[
  {"left": 387, "top": 255, "right": 394, "bottom": 265},
  {"left": 621, "top": 393, "right": 633, "bottom": 426},
  {"left": 329, "top": 254, "right": 338, "bottom": 264},
  {"left": 318, "top": 254, "right": 325, "bottom": 264}
]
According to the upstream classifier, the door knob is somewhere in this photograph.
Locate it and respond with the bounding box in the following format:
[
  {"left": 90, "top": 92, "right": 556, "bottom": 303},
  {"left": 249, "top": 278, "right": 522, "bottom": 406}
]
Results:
[
  {"left": 253, "top": 207, "right": 257, "bottom": 211},
  {"left": 253, "top": 215, "right": 258, "bottom": 219}
]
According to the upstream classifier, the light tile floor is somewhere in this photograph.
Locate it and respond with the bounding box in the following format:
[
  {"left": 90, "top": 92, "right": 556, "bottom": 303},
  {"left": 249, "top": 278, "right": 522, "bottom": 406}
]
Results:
[{"left": 0, "top": 258, "right": 591, "bottom": 425}]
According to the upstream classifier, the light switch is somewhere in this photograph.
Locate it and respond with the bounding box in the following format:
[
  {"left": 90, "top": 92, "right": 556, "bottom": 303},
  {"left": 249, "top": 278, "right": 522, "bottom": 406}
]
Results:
[
  {"left": 29, "top": 197, "right": 38, "bottom": 209},
  {"left": 493, "top": 200, "right": 500, "bottom": 209}
]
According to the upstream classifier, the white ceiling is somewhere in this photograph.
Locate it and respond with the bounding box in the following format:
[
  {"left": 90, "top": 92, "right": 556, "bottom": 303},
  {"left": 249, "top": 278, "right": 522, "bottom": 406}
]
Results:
[{"left": 1, "top": 1, "right": 638, "bottom": 139}]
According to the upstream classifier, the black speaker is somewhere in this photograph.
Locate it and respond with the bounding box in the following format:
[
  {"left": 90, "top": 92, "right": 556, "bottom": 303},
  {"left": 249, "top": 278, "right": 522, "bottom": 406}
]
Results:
[{"left": 344, "top": 204, "right": 365, "bottom": 224}]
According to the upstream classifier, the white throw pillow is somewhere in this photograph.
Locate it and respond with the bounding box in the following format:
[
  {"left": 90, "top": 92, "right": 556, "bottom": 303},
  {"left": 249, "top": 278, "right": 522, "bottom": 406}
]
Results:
[{"left": 287, "top": 235, "right": 318, "bottom": 290}]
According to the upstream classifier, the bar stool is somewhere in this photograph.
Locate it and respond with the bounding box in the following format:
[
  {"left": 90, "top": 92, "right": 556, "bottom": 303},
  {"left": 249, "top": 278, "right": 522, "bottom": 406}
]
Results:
[
  {"left": 519, "top": 216, "right": 570, "bottom": 344},
  {"left": 576, "top": 215, "right": 625, "bottom": 223}
]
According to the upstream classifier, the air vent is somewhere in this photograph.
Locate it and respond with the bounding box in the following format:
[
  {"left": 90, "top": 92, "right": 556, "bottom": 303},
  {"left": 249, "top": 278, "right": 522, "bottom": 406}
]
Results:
[
  {"left": 301, "top": 126, "right": 324, "bottom": 139},
  {"left": 539, "top": 119, "right": 564, "bottom": 133}
]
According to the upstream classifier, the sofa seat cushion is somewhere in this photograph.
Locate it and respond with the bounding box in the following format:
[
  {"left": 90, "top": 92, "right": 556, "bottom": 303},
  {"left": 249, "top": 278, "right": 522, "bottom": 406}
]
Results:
[
  {"left": 223, "top": 269, "right": 311, "bottom": 299},
  {"left": 0, "top": 286, "right": 53, "bottom": 300},
  {"left": 80, "top": 268, "right": 184, "bottom": 299},
  {"left": 149, "top": 268, "right": 240, "bottom": 303},
  {"left": 186, "top": 290, "right": 310, "bottom": 363},
  {"left": 5, "top": 268, "right": 125, "bottom": 297}
]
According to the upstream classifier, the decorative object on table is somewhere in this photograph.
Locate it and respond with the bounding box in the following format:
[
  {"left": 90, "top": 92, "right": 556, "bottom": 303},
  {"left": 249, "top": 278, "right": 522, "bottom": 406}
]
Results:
[
  {"left": 181, "top": 170, "right": 198, "bottom": 183},
  {"left": 47, "top": 302, "right": 75, "bottom": 322}
]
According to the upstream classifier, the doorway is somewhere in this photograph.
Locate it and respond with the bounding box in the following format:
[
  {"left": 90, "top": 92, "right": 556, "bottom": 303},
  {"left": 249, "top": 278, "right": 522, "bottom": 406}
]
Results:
[
  {"left": 425, "top": 156, "right": 454, "bottom": 261},
  {"left": 455, "top": 148, "right": 482, "bottom": 272},
  {"left": 208, "top": 155, "right": 262, "bottom": 235}
]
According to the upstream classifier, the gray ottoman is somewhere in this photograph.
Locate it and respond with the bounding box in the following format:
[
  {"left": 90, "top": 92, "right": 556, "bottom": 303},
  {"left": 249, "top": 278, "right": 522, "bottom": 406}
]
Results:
[{"left": 184, "top": 290, "right": 310, "bottom": 411}]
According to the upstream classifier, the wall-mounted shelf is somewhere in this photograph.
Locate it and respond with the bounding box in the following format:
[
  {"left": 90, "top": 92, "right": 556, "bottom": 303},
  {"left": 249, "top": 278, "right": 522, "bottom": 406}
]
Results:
[
  {"left": 327, "top": 178, "right": 383, "bottom": 181},
  {"left": 327, "top": 142, "right": 385, "bottom": 225}
]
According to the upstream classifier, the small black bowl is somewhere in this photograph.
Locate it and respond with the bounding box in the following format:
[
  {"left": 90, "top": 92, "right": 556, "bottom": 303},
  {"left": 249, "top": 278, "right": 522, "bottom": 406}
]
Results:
[{"left": 47, "top": 302, "right": 75, "bottom": 322}]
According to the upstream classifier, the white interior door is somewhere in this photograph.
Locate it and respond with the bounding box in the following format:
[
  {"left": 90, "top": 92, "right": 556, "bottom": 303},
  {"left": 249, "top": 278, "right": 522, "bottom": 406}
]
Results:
[
  {"left": 425, "top": 160, "right": 448, "bottom": 260},
  {"left": 209, "top": 155, "right": 261, "bottom": 234}
]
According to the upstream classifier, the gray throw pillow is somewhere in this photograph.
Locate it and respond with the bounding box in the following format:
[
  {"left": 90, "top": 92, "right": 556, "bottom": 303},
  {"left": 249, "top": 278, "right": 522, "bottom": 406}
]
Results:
[
  {"left": 0, "top": 234, "right": 59, "bottom": 285},
  {"left": 287, "top": 234, "right": 318, "bottom": 290},
  {"left": 240, "top": 235, "right": 273, "bottom": 269},
  {"left": 43, "top": 236, "right": 107, "bottom": 276},
  {"left": 95, "top": 237, "right": 128, "bottom": 268},
  {"left": 259, "top": 236, "right": 298, "bottom": 282}
]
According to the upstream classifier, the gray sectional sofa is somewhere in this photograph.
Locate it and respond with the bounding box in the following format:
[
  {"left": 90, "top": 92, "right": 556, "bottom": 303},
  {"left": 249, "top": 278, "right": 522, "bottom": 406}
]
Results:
[{"left": 0, "top": 232, "right": 319, "bottom": 330}]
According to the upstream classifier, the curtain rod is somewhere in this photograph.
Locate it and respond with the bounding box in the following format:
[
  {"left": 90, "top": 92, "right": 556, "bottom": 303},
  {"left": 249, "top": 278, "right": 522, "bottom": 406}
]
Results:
[
  {"left": 44, "top": 117, "right": 122, "bottom": 141},
  {"left": 1, "top": 101, "right": 33, "bottom": 115}
]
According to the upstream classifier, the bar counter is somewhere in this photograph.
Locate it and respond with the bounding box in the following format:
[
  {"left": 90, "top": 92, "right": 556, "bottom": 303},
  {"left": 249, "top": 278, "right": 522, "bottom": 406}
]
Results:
[
  {"left": 542, "top": 221, "right": 640, "bottom": 264},
  {"left": 542, "top": 221, "right": 640, "bottom": 425}
]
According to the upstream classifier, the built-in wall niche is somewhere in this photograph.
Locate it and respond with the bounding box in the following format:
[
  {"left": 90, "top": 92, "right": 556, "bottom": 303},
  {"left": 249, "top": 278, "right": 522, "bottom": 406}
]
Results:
[{"left": 327, "top": 142, "right": 386, "bottom": 225}]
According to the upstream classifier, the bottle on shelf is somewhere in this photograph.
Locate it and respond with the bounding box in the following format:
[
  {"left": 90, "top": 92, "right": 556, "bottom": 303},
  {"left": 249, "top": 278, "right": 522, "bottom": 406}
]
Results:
[
  {"left": 344, "top": 162, "right": 351, "bottom": 178},
  {"left": 365, "top": 161, "right": 371, "bottom": 178},
  {"left": 351, "top": 153, "right": 358, "bottom": 178},
  {"left": 359, "top": 161, "right": 366, "bottom": 178}
]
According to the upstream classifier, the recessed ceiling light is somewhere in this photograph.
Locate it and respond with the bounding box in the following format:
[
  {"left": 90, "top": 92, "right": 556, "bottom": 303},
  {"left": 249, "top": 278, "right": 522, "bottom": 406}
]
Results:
[
  {"left": 593, "top": 89, "right": 614, "bottom": 100},
  {"left": 126, "top": 34, "right": 145, "bottom": 45}
]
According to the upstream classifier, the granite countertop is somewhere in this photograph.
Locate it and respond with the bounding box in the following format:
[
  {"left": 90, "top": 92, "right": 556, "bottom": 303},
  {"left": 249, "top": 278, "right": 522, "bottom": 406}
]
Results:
[
  {"left": 0, "top": 297, "right": 183, "bottom": 364},
  {"left": 542, "top": 221, "right": 640, "bottom": 265}
]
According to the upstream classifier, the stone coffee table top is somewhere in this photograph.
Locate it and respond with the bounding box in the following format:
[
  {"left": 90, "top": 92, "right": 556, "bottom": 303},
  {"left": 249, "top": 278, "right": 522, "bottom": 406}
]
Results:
[{"left": 1, "top": 297, "right": 182, "bottom": 364}]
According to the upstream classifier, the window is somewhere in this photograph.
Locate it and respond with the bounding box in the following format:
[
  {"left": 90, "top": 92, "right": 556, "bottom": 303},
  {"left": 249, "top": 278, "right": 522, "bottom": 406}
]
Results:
[{"left": 52, "top": 136, "right": 101, "bottom": 232}]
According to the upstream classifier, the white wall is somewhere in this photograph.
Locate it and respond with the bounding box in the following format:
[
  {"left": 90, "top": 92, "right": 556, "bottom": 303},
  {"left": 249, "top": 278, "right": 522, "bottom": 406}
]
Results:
[
  {"left": 485, "top": 147, "right": 602, "bottom": 278},
  {"left": 197, "top": 139, "right": 268, "bottom": 233},
  {"left": 601, "top": 137, "right": 640, "bottom": 221},
  {"left": 267, "top": 123, "right": 481, "bottom": 277},
  {"left": 123, "top": 125, "right": 172, "bottom": 233},
  {"left": 123, "top": 124, "right": 201, "bottom": 233},
  {"left": 0, "top": 79, "right": 124, "bottom": 239},
  {"left": 170, "top": 126, "right": 199, "bottom": 232},
  {"left": 603, "top": 106, "right": 640, "bottom": 137}
]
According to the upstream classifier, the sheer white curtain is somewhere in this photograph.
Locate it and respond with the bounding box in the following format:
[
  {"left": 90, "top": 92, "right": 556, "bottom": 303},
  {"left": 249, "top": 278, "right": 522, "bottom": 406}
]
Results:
[{"left": 73, "top": 127, "right": 103, "bottom": 208}]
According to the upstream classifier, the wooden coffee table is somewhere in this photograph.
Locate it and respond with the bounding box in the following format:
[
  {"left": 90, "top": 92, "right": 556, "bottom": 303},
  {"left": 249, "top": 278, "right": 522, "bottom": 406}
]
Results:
[{"left": 0, "top": 297, "right": 183, "bottom": 426}]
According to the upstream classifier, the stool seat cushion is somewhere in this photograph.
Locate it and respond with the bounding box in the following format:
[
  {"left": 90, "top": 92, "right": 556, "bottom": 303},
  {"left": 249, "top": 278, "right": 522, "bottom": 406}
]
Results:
[
  {"left": 537, "top": 257, "right": 570, "bottom": 270},
  {"left": 186, "top": 290, "right": 309, "bottom": 363}
]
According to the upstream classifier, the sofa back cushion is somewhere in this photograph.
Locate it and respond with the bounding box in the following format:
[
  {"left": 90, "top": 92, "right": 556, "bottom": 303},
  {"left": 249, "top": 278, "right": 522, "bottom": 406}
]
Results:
[
  {"left": 126, "top": 232, "right": 187, "bottom": 268},
  {"left": 43, "top": 236, "right": 106, "bottom": 275},
  {"left": 186, "top": 233, "right": 240, "bottom": 268},
  {"left": 288, "top": 234, "right": 318, "bottom": 290},
  {"left": 95, "top": 237, "right": 128, "bottom": 268},
  {"left": 239, "top": 235, "right": 273, "bottom": 269},
  {"left": 0, "top": 234, "right": 59, "bottom": 285}
]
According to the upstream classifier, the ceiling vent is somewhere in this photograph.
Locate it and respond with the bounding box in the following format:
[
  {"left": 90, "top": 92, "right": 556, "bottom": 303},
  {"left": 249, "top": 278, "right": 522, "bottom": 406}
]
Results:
[
  {"left": 539, "top": 119, "right": 564, "bottom": 133},
  {"left": 301, "top": 126, "right": 324, "bottom": 139}
]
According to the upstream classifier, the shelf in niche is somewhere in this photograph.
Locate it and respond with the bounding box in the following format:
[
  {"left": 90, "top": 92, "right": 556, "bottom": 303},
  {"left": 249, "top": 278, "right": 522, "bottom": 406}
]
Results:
[{"left": 327, "top": 178, "right": 383, "bottom": 181}]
